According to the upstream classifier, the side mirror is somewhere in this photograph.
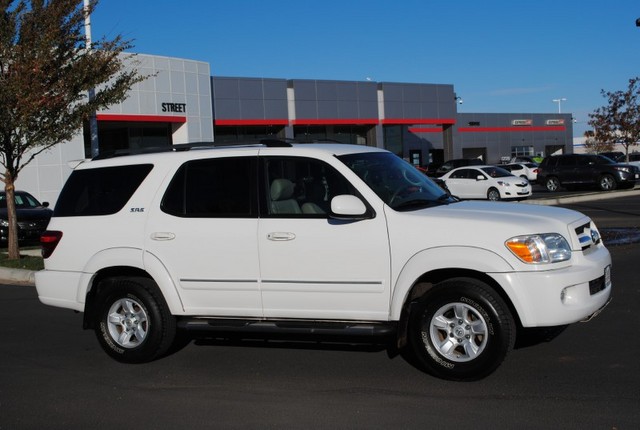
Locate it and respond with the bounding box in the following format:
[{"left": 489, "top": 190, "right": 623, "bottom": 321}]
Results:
[
  {"left": 330, "top": 195, "right": 368, "bottom": 219},
  {"left": 42, "top": 202, "right": 50, "bottom": 208},
  {"left": 476, "top": 175, "right": 486, "bottom": 181}
]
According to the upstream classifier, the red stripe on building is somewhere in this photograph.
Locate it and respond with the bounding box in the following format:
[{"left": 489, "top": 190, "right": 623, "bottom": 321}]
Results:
[
  {"left": 458, "top": 126, "right": 566, "bottom": 132},
  {"left": 382, "top": 118, "right": 456, "bottom": 125},
  {"left": 215, "top": 119, "right": 290, "bottom": 126},
  {"left": 96, "top": 114, "right": 186, "bottom": 123},
  {"left": 408, "top": 127, "right": 443, "bottom": 133},
  {"left": 291, "top": 118, "right": 379, "bottom": 125}
]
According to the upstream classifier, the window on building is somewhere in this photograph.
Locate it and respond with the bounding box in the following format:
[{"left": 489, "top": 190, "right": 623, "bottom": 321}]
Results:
[
  {"left": 214, "top": 126, "right": 285, "bottom": 143},
  {"left": 383, "top": 125, "right": 403, "bottom": 157},
  {"left": 84, "top": 121, "right": 173, "bottom": 158},
  {"left": 293, "top": 125, "right": 370, "bottom": 145},
  {"left": 511, "top": 146, "right": 534, "bottom": 158}
]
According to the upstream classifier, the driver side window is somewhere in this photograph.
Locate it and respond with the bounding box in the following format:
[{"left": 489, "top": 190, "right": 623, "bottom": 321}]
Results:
[{"left": 263, "top": 157, "right": 356, "bottom": 217}]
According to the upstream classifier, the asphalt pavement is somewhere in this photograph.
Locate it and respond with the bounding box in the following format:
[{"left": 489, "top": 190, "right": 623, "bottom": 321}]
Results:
[{"left": 3, "top": 186, "right": 640, "bottom": 286}]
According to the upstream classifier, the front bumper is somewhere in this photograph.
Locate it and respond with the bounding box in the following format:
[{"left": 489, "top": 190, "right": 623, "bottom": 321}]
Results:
[{"left": 490, "top": 245, "right": 612, "bottom": 327}]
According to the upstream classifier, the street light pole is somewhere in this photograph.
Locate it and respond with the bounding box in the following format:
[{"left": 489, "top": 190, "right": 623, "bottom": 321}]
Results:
[{"left": 552, "top": 98, "right": 567, "bottom": 113}]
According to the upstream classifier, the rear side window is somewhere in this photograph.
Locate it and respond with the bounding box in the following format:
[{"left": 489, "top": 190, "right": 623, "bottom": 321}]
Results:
[
  {"left": 161, "top": 157, "right": 256, "bottom": 218},
  {"left": 557, "top": 156, "right": 575, "bottom": 167},
  {"left": 449, "top": 169, "right": 472, "bottom": 179},
  {"left": 54, "top": 164, "right": 153, "bottom": 217}
]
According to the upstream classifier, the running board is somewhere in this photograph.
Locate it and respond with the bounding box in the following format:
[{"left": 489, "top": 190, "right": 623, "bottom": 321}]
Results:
[{"left": 177, "top": 318, "right": 396, "bottom": 339}]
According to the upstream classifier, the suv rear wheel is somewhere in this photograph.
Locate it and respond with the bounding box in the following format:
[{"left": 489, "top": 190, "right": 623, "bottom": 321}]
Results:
[
  {"left": 545, "top": 177, "right": 560, "bottom": 192},
  {"left": 94, "top": 277, "right": 176, "bottom": 363},
  {"left": 408, "top": 278, "right": 515, "bottom": 381}
]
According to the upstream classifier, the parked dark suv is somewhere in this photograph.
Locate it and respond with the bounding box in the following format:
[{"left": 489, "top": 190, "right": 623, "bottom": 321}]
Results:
[{"left": 538, "top": 154, "right": 640, "bottom": 192}]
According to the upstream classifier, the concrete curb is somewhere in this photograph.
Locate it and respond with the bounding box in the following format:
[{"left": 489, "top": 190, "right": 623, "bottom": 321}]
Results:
[
  {"left": 0, "top": 266, "right": 37, "bottom": 286},
  {"left": 524, "top": 187, "right": 640, "bottom": 206},
  {"left": 2, "top": 188, "right": 640, "bottom": 288}
]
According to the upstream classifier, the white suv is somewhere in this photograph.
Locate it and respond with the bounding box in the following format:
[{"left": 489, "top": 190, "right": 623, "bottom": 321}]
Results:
[{"left": 35, "top": 141, "right": 612, "bottom": 381}]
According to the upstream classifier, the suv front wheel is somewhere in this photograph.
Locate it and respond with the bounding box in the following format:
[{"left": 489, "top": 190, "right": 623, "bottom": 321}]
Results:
[
  {"left": 408, "top": 278, "right": 516, "bottom": 381},
  {"left": 598, "top": 174, "right": 616, "bottom": 191},
  {"left": 94, "top": 277, "right": 176, "bottom": 363}
]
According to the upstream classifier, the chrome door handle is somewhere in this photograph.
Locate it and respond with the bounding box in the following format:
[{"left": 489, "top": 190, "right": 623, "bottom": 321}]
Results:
[
  {"left": 267, "top": 232, "right": 296, "bottom": 241},
  {"left": 150, "top": 232, "right": 176, "bottom": 241}
]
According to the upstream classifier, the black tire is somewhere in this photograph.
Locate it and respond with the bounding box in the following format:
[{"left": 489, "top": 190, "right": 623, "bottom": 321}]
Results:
[
  {"left": 545, "top": 177, "right": 560, "bottom": 192},
  {"left": 487, "top": 188, "right": 500, "bottom": 201},
  {"left": 407, "top": 278, "right": 515, "bottom": 381},
  {"left": 598, "top": 174, "right": 616, "bottom": 191},
  {"left": 94, "top": 277, "right": 176, "bottom": 363}
]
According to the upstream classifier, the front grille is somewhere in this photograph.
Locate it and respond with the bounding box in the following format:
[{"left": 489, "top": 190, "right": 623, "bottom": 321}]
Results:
[{"left": 17, "top": 220, "right": 48, "bottom": 230}]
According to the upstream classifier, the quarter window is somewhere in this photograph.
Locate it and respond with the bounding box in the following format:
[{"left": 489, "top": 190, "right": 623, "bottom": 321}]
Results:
[{"left": 54, "top": 164, "right": 153, "bottom": 217}]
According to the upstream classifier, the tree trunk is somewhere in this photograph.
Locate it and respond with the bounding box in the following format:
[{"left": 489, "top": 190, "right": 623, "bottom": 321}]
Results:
[{"left": 5, "top": 179, "right": 20, "bottom": 260}]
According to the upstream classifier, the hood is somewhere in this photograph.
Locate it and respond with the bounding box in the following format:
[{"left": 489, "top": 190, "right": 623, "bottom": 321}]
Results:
[
  {"left": 385, "top": 200, "right": 591, "bottom": 256},
  {"left": 0, "top": 207, "right": 53, "bottom": 220}
]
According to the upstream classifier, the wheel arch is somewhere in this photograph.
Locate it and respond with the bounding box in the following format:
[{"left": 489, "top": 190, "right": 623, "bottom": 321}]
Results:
[
  {"left": 81, "top": 249, "right": 184, "bottom": 330},
  {"left": 391, "top": 247, "right": 522, "bottom": 348}
]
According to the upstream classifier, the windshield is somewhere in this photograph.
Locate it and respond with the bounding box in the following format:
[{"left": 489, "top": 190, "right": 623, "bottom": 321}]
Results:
[
  {"left": 337, "top": 152, "right": 456, "bottom": 210},
  {"left": 0, "top": 192, "right": 42, "bottom": 209},
  {"left": 479, "top": 166, "right": 513, "bottom": 178}
]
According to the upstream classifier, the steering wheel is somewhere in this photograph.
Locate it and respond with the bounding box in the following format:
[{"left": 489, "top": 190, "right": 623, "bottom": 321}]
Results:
[
  {"left": 390, "top": 184, "right": 417, "bottom": 206},
  {"left": 403, "top": 169, "right": 423, "bottom": 185}
]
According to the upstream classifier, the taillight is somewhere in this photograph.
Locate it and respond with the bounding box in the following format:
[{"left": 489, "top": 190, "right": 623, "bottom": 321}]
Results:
[{"left": 40, "top": 231, "right": 63, "bottom": 259}]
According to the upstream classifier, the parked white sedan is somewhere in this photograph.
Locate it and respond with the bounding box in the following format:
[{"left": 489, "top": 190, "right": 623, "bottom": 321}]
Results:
[{"left": 441, "top": 165, "right": 532, "bottom": 201}]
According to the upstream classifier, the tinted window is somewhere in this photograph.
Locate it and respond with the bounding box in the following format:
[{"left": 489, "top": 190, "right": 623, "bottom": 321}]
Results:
[
  {"left": 162, "top": 157, "right": 256, "bottom": 218},
  {"left": 557, "top": 156, "right": 576, "bottom": 167},
  {"left": 541, "top": 157, "right": 556, "bottom": 168},
  {"left": 576, "top": 156, "right": 591, "bottom": 166},
  {"left": 593, "top": 155, "right": 614, "bottom": 165},
  {"left": 54, "top": 164, "right": 153, "bottom": 217},
  {"left": 450, "top": 169, "right": 471, "bottom": 179}
]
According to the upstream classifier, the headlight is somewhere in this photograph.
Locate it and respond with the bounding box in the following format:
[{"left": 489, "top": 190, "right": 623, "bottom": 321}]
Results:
[
  {"left": 615, "top": 166, "right": 631, "bottom": 173},
  {"left": 0, "top": 219, "right": 8, "bottom": 227},
  {"left": 505, "top": 233, "right": 572, "bottom": 264},
  {"left": 497, "top": 181, "right": 511, "bottom": 187}
]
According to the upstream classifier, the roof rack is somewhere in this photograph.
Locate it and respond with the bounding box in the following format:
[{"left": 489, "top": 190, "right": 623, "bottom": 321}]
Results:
[
  {"left": 91, "top": 140, "right": 283, "bottom": 160},
  {"left": 91, "top": 138, "right": 343, "bottom": 160}
]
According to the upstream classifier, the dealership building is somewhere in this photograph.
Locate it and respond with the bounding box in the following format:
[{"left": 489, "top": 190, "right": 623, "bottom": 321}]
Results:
[{"left": 20, "top": 53, "right": 573, "bottom": 205}]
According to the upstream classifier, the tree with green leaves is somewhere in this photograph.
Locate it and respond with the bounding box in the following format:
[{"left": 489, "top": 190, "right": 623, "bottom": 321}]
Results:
[
  {"left": 0, "top": 0, "right": 144, "bottom": 259},
  {"left": 588, "top": 77, "right": 640, "bottom": 162}
]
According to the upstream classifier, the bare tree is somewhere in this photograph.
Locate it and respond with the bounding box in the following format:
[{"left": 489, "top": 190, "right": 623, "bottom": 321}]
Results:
[
  {"left": 0, "top": 0, "right": 144, "bottom": 259},
  {"left": 588, "top": 77, "right": 640, "bottom": 162}
]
